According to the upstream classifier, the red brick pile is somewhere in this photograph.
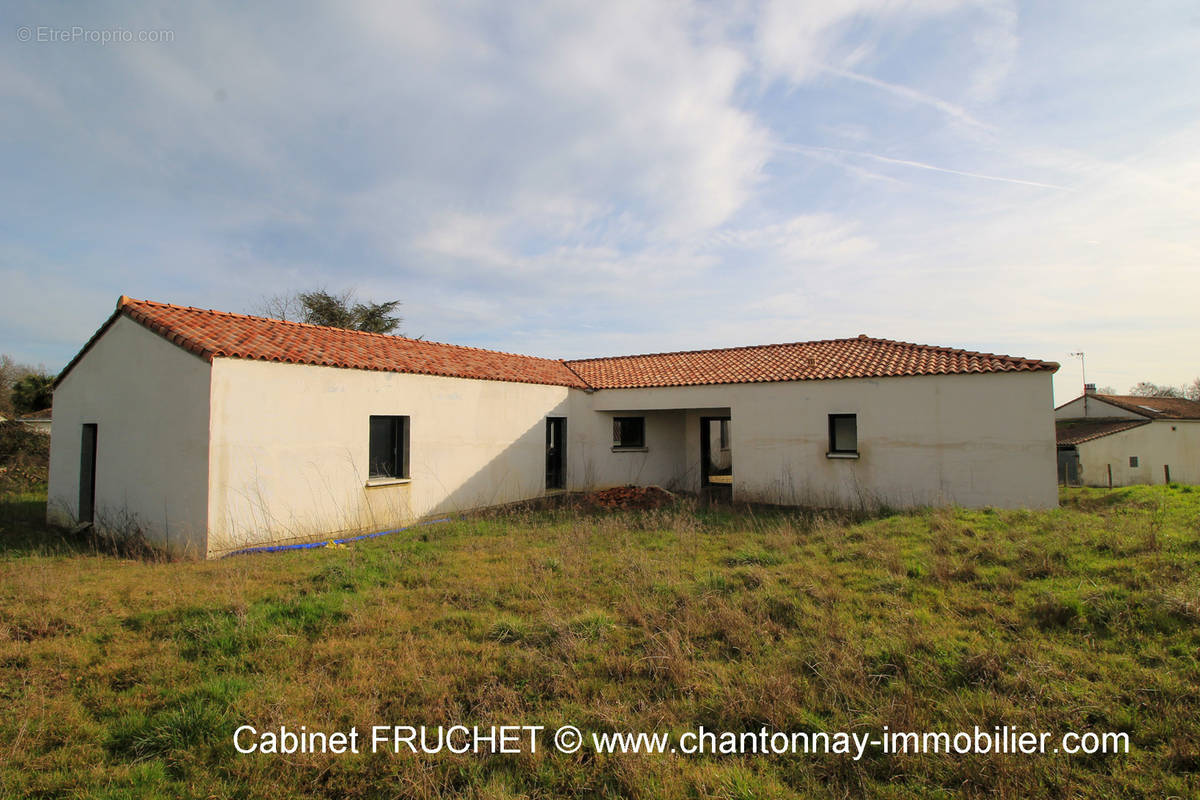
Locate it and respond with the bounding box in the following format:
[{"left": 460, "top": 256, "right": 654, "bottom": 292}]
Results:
[{"left": 583, "top": 485, "right": 675, "bottom": 511}]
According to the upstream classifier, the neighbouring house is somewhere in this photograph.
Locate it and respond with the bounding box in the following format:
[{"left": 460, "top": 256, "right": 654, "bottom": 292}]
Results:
[
  {"left": 19, "top": 407, "right": 52, "bottom": 435},
  {"left": 48, "top": 296, "right": 1061, "bottom": 557},
  {"left": 1055, "top": 390, "right": 1200, "bottom": 486}
]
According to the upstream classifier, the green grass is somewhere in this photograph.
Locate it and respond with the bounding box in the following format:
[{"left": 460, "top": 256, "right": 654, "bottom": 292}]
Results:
[{"left": 1, "top": 486, "right": 1199, "bottom": 798}]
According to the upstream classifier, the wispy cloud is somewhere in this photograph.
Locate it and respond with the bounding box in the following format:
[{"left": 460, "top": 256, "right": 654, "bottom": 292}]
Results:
[
  {"left": 819, "top": 65, "right": 992, "bottom": 131},
  {"left": 779, "top": 143, "right": 1072, "bottom": 190}
]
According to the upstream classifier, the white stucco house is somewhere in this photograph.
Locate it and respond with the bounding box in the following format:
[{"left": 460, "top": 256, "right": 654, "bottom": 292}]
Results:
[
  {"left": 1055, "top": 391, "right": 1200, "bottom": 486},
  {"left": 48, "top": 296, "right": 1061, "bottom": 558}
]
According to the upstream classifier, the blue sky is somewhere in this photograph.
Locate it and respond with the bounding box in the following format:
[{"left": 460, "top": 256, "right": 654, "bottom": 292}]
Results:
[{"left": 3, "top": 1, "right": 1198, "bottom": 401}]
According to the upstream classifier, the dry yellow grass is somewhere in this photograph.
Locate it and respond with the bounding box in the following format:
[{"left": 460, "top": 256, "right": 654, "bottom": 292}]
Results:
[{"left": 1, "top": 486, "right": 1198, "bottom": 798}]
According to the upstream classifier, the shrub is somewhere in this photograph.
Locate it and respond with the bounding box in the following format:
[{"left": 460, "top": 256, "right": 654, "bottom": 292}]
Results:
[{"left": 0, "top": 420, "right": 49, "bottom": 493}]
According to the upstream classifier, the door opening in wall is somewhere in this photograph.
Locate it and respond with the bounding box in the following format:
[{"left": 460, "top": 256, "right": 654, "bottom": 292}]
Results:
[
  {"left": 700, "top": 416, "right": 732, "bottom": 500},
  {"left": 1056, "top": 446, "right": 1080, "bottom": 486},
  {"left": 79, "top": 423, "right": 97, "bottom": 524},
  {"left": 546, "top": 417, "right": 566, "bottom": 490}
]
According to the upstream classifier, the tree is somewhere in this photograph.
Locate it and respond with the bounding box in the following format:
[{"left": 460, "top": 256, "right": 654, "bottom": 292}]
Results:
[
  {"left": 252, "top": 289, "right": 402, "bottom": 334},
  {"left": 1185, "top": 377, "right": 1200, "bottom": 402},
  {"left": 253, "top": 292, "right": 303, "bottom": 323},
  {"left": 0, "top": 355, "right": 43, "bottom": 417},
  {"left": 1129, "top": 381, "right": 1184, "bottom": 398},
  {"left": 12, "top": 373, "right": 53, "bottom": 415},
  {"left": 351, "top": 299, "right": 404, "bottom": 335}
]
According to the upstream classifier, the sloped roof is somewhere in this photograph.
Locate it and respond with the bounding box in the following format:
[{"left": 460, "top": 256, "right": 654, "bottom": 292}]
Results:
[
  {"left": 20, "top": 408, "right": 52, "bottom": 420},
  {"left": 564, "top": 336, "right": 1058, "bottom": 389},
  {"left": 57, "top": 298, "right": 587, "bottom": 388},
  {"left": 1090, "top": 394, "right": 1200, "bottom": 420},
  {"left": 56, "top": 297, "right": 1059, "bottom": 391},
  {"left": 1056, "top": 418, "right": 1150, "bottom": 445}
]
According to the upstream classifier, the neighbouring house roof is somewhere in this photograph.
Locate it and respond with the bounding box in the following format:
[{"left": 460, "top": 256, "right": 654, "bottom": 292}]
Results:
[
  {"left": 1056, "top": 418, "right": 1150, "bottom": 445},
  {"left": 566, "top": 336, "right": 1058, "bottom": 389},
  {"left": 20, "top": 408, "right": 52, "bottom": 420},
  {"left": 56, "top": 296, "right": 1060, "bottom": 391},
  {"left": 1084, "top": 394, "right": 1200, "bottom": 420}
]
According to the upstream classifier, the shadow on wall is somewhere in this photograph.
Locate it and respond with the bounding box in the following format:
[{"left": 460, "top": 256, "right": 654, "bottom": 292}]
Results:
[
  {"left": 209, "top": 410, "right": 715, "bottom": 554},
  {"left": 210, "top": 414, "right": 570, "bottom": 554}
]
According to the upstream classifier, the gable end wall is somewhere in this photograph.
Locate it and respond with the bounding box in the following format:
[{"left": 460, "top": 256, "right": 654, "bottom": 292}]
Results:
[{"left": 47, "top": 316, "right": 212, "bottom": 556}]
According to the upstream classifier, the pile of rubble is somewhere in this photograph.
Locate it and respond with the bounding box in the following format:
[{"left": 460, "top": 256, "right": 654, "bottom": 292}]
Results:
[{"left": 581, "top": 485, "right": 675, "bottom": 511}]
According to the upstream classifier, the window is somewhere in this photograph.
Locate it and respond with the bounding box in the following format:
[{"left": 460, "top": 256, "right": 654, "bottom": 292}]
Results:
[
  {"left": 828, "top": 414, "right": 858, "bottom": 455},
  {"left": 1128, "top": 456, "right": 1138, "bottom": 468},
  {"left": 612, "top": 417, "right": 645, "bottom": 449},
  {"left": 369, "top": 415, "right": 409, "bottom": 480}
]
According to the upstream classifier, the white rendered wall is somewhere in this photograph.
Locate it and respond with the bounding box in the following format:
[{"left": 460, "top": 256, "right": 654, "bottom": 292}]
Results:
[
  {"left": 581, "top": 371, "right": 1058, "bottom": 509},
  {"left": 206, "top": 359, "right": 571, "bottom": 555},
  {"left": 1074, "top": 421, "right": 1200, "bottom": 486},
  {"left": 1055, "top": 395, "right": 1144, "bottom": 419},
  {"left": 47, "top": 317, "right": 212, "bottom": 556},
  {"left": 564, "top": 396, "right": 690, "bottom": 491}
]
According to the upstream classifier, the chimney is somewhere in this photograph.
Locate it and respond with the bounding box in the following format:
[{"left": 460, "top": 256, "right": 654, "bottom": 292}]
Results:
[{"left": 1084, "top": 383, "right": 1097, "bottom": 395}]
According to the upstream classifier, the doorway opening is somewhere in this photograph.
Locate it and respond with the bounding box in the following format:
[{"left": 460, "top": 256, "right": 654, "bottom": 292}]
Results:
[
  {"left": 79, "top": 423, "right": 98, "bottom": 524},
  {"left": 1057, "top": 446, "right": 1080, "bottom": 486},
  {"left": 700, "top": 416, "right": 732, "bottom": 500},
  {"left": 545, "top": 417, "right": 566, "bottom": 490}
]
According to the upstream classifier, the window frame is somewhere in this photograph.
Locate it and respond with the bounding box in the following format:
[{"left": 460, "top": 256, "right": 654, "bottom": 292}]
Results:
[
  {"left": 827, "top": 413, "right": 859, "bottom": 457},
  {"left": 612, "top": 416, "right": 646, "bottom": 450},
  {"left": 368, "top": 415, "right": 410, "bottom": 482}
]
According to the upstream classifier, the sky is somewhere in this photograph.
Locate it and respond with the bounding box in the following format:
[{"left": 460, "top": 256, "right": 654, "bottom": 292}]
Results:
[{"left": 2, "top": 1, "right": 1198, "bottom": 402}]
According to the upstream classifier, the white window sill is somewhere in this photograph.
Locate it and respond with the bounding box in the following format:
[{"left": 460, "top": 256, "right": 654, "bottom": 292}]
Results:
[
  {"left": 826, "top": 452, "right": 860, "bottom": 460},
  {"left": 612, "top": 446, "right": 649, "bottom": 453},
  {"left": 366, "top": 477, "right": 412, "bottom": 487}
]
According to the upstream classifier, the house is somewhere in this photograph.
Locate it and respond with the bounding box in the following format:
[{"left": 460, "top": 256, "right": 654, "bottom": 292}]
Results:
[
  {"left": 48, "top": 296, "right": 1061, "bottom": 558},
  {"left": 19, "top": 407, "right": 52, "bottom": 435},
  {"left": 1055, "top": 390, "right": 1200, "bottom": 486}
]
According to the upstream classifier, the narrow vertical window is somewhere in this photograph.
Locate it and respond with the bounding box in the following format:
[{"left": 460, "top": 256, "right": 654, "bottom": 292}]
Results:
[{"left": 369, "top": 415, "right": 410, "bottom": 480}]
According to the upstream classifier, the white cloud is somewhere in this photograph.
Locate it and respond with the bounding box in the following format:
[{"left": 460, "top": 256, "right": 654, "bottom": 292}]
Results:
[
  {"left": 2, "top": 0, "right": 1198, "bottom": 396},
  {"left": 754, "top": 0, "right": 969, "bottom": 82}
]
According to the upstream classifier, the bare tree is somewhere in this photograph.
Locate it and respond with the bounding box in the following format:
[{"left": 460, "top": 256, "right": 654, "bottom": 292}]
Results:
[
  {"left": 1185, "top": 377, "right": 1200, "bottom": 401},
  {"left": 1129, "top": 381, "right": 1183, "bottom": 398},
  {"left": 251, "top": 292, "right": 304, "bottom": 322}
]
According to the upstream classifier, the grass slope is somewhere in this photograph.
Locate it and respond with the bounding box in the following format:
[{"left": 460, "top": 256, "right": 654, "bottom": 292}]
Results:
[{"left": 1, "top": 487, "right": 1198, "bottom": 799}]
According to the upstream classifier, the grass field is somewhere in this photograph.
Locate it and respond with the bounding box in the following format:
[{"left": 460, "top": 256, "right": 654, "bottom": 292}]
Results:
[{"left": 1, "top": 486, "right": 1198, "bottom": 799}]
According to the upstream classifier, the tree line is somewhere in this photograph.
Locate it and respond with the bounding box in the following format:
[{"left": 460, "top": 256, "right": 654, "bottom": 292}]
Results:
[{"left": 1095, "top": 379, "right": 1200, "bottom": 401}]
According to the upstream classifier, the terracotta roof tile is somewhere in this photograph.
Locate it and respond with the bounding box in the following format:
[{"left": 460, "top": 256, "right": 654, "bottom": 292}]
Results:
[
  {"left": 56, "top": 297, "right": 1060, "bottom": 391},
  {"left": 59, "top": 298, "right": 587, "bottom": 388},
  {"left": 565, "top": 336, "right": 1058, "bottom": 389},
  {"left": 1056, "top": 418, "right": 1150, "bottom": 445},
  {"left": 1091, "top": 394, "right": 1200, "bottom": 421}
]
